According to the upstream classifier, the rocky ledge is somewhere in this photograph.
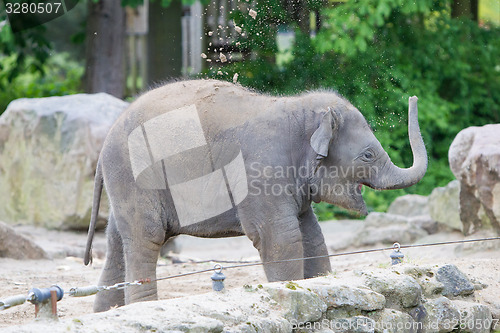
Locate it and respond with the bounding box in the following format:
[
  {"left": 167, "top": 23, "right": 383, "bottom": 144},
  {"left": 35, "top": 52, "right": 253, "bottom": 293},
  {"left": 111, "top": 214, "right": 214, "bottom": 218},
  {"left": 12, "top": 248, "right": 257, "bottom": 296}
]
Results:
[{"left": 5, "top": 263, "right": 497, "bottom": 333}]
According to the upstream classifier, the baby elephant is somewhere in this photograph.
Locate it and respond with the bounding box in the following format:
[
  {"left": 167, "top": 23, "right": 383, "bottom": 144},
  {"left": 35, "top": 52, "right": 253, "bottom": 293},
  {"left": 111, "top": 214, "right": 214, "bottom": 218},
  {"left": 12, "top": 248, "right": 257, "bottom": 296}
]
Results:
[{"left": 85, "top": 80, "right": 427, "bottom": 312}]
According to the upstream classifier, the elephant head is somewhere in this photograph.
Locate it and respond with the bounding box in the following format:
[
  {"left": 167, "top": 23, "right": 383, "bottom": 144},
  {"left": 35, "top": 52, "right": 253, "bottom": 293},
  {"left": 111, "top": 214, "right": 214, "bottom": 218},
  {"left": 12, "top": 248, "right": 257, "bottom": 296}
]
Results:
[{"left": 309, "top": 96, "right": 427, "bottom": 215}]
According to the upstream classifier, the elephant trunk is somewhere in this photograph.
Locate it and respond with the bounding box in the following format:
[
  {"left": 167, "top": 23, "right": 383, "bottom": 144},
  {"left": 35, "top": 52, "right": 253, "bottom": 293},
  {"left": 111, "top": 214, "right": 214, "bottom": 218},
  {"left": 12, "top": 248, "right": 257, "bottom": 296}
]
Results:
[{"left": 373, "top": 96, "right": 428, "bottom": 190}]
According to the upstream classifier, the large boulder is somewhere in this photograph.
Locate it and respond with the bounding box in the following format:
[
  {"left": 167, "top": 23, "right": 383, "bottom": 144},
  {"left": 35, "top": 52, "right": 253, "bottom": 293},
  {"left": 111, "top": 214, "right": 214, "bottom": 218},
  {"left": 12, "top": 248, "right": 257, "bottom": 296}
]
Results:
[
  {"left": 361, "top": 270, "right": 422, "bottom": 309},
  {"left": 448, "top": 124, "right": 500, "bottom": 235},
  {"left": 265, "top": 282, "right": 327, "bottom": 323},
  {"left": 354, "top": 212, "right": 428, "bottom": 247},
  {"left": 428, "top": 180, "right": 462, "bottom": 232},
  {"left": 367, "top": 309, "right": 416, "bottom": 333},
  {"left": 452, "top": 300, "right": 492, "bottom": 333},
  {"left": 386, "top": 194, "right": 438, "bottom": 234},
  {"left": 410, "top": 297, "right": 460, "bottom": 333},
  {"left": 0, "top": 221, "right": 49, "bottom": 259},
  {"left": 387, "top": 194, "right": 430, "bottom": 217},
  {"left": 436, "top": 264, "right": 474, "bottom": 297},
  {"left": 0, "top": 94, "right": 128, "bottom": 230}
]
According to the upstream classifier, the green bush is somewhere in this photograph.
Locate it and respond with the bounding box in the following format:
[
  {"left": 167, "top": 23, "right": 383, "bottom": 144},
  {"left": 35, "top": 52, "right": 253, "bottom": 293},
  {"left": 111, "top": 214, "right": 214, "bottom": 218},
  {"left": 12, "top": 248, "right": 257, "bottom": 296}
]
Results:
[
  {"left": 209, "top": 0, "right": 500, "bottom": 220},
  {"left": 0, "top": 52, "right": 84, "bottom": 114}
]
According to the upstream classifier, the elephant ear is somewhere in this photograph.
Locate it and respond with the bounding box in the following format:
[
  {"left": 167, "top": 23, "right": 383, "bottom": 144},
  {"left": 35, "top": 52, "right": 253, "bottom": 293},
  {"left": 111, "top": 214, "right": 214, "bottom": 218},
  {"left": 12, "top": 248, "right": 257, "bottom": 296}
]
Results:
[{"left": 310, "top": 107, "right": 340, "bottom": 159}]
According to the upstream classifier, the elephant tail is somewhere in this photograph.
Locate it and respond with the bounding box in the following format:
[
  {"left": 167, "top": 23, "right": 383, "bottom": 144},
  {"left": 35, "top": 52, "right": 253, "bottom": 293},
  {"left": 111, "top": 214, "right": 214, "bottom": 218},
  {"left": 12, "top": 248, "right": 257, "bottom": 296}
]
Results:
[{"left": 84, "top": 158, "right": 104, "bottom": 266}]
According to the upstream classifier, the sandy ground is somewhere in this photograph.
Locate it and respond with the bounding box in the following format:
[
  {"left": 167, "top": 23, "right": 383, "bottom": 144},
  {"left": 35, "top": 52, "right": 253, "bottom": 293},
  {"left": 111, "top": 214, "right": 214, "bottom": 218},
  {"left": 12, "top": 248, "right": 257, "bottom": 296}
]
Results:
[{"left": 1, "top": 221, "right": 499, "bottom": 328}]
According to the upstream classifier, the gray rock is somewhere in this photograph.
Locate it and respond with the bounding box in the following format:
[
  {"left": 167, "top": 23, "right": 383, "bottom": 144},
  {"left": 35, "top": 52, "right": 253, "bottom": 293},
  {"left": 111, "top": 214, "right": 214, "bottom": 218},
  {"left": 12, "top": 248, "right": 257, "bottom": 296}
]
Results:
[
  {"left": 416, "top": 273, "right": 446, "bottom": 298},
  {"left": 0, "top": 221, "right": 49, "bottom": 259},
  {"left": 329, "top": 316, "right": 375, "bottom": 333},
  {"left": 388, "top": 194, "right": 429, "bottom": 217},
  {"left": 392, "top": 265, "right": 447, "bottom": 298},
  {"left": 429, "top": 180, "right": 462, "bottom": 232},
  {"left": 364, "top": 212, "right": 408, "bottom": 227},
  {"left": 236, "top": 316, "right": 292, "bottom": 332},
  {"left": 321, "top": 219, "right": 365, "bottom": 251},
  {"left": 309, "top": 284, "right": 385, "bottom": 311},
  {"left": 491, "top": 302, "right": 500, "bottom": 331},
  {"left": 362, "top": 270, "right": 422, "bottom": 309},
  {"left": 449, "top": 124, "right": 500, "bottom": 235},
  {"left": 266, "top": 282, "right": 327, "bottom": 324},
  {"left": 0, "top": 94, "right": 128, "bottom": 230},
  {"left": 409, "top": 297, "right": 460, "bottom": 333},
  {"left": 326, "top": 307, "right": 364, "bottom": 320},
  {"left": 408, "top": 215, "right": 439, "bottom": 235},
  {"left": 393, "top": 263, "right": 479, "bottom": 299},
  {"left": 436, "top": 264, "right": 474, "bottom": 297},
  {"left": 355, "top": 212, "right": 428, "bottom": 246},
  {"left": 452, "top": 300, "right": 492, "bottom": 333},
  {"left": 367, "top": 308, "right": 416, "bottom": 333}
]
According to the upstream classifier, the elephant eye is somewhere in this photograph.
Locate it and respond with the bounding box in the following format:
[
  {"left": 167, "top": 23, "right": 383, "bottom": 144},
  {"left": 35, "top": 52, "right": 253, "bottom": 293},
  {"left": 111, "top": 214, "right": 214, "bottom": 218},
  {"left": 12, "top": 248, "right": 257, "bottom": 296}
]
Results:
[{"left": 360, "top": 149, "right": 375, "bottom": 162}]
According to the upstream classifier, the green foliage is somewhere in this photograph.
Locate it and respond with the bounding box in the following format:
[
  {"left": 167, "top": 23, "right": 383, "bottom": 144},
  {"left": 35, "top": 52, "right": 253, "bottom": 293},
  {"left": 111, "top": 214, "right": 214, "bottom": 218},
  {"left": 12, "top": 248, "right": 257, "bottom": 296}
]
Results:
[
  {"left": 122, "top": 0, "right": 210, "bottom": 8},
  {"left": 0, "top": 12, "right": 51, "bottom": 81},
  {"left": 479, "top": 0, "right": 500, "bottom": 25},
  {"left": 213, "top": 0, "right": 500, "bottom": 219},
  {"left": 0, "top": 52, "right": 84, "bottom": 113}
]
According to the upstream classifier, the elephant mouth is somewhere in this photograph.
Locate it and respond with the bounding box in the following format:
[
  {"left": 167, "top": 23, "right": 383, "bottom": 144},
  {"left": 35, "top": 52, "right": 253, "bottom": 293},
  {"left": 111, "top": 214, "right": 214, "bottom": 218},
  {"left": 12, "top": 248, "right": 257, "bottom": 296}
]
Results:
[
  {"left": 312, "top": 180, "right": 369, "bottom": 216},
  {"left": 355, "top": 183, "right": 368, "bottom": 216}
]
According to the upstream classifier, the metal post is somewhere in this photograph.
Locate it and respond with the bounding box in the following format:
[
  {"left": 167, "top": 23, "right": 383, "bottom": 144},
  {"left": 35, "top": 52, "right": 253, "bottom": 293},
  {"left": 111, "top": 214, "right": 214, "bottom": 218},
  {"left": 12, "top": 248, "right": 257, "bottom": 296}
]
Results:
[
  {"left": 390, "top": 242, "right": 404, "bottom": 265},
  {"left": 27, "top": 285, "right": 63, "bottom": 320},
  {"left": 211, "top": 264, "right": 226, "bottom": 291}
]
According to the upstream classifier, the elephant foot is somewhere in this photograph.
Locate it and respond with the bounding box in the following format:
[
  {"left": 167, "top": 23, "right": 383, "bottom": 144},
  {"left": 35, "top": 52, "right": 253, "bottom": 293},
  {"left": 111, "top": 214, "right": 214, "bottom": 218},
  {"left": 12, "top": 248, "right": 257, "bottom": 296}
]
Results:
[
  {"left": 94, "top": 288, "right": 125, "bottom": 312},
  {"left": 125, "top": 283, "right": 159, "bottom": 305}
]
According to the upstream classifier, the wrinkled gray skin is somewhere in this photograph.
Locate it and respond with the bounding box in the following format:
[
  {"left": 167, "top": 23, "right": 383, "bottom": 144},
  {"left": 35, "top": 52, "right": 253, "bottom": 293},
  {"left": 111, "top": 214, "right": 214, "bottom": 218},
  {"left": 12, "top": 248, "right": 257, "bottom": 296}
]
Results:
[{"left": 85, "top": 80, "right": 427, "bottom": 312}]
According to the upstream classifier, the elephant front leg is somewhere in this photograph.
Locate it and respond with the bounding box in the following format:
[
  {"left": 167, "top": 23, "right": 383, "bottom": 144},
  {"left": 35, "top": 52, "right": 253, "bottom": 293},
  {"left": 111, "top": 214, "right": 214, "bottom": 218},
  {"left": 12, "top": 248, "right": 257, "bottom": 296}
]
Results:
[
  {"left": 240, "top": 208, "right": 304, "bottom": 282},
  {"left": 299, "top": 207, "right": 331, "bottom": 279}
]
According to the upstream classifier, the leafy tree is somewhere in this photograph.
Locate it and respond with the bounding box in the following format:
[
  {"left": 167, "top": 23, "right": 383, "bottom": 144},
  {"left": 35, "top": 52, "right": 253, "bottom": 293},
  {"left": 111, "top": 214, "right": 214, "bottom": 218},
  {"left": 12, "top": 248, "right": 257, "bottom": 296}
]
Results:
[
  {"left": 0, "top": 7, "right": 52, "bottom": 91},
  {"left": 211, "top": 0, "right": 500, "bottom": 218}
]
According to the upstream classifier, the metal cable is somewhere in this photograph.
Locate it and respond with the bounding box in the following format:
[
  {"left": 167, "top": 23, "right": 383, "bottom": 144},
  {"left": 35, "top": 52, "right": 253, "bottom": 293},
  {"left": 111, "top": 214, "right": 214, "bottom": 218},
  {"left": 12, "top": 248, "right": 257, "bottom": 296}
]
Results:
[
  {"left": 3, "top": 236, "right": 497, "bottom": 305},
  {"left": 152, "top": 236, "right": 500, "bottom": 283}
]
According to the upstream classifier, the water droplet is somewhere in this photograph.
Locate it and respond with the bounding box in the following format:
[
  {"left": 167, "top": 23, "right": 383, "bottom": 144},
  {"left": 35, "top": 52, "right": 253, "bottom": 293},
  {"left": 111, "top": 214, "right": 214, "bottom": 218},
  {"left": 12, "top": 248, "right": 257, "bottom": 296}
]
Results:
[{"left": 249, "top": 9, "right": 257, "bottom": 19}]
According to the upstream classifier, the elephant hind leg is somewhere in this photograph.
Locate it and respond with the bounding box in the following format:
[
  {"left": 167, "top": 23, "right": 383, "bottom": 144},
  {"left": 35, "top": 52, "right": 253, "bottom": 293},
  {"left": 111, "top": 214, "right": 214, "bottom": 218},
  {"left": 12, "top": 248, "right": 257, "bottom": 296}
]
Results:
[
  {"left": 94, "top": 213, "right": 126, "bottom": 312},
  {"left": 123, "top": 241, "right": 162, "bottom": 305}
]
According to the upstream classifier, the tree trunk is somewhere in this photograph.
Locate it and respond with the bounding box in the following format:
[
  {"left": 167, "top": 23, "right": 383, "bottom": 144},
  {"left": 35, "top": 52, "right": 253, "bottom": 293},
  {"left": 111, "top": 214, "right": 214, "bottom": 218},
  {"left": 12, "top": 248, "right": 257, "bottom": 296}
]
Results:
[
  {"left": 283, "top": 0, "right": 310, "bottom": 35},
  {"left": 146, "top": 0, "right": 183, "bottom": 86},
  {"left": 84, "top": 0, "right": 126, "bottom": 99},
  {"left": 451, "top": 0, "right": 478, "bottom": 21}
]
